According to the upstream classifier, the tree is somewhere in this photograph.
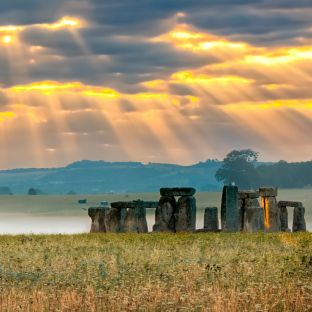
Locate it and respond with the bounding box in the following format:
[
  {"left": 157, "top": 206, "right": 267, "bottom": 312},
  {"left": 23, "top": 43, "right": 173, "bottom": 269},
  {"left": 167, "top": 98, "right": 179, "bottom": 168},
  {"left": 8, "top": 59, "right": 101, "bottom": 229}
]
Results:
[{"left": 215, "top": 149, "right": 260, "bottom": 188}]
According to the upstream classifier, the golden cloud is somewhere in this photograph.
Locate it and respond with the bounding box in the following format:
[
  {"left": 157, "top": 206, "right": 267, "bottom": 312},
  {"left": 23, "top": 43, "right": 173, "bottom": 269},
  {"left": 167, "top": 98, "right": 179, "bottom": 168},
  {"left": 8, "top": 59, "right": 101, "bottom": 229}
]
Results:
[{"left": 0, "top": 22, "right": 312, "bottom": 165}]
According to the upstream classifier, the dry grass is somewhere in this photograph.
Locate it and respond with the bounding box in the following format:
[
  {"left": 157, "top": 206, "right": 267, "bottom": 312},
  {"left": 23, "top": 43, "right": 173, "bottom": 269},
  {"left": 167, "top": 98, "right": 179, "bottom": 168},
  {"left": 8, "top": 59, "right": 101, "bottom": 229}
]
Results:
[{"left": 0, "top": 233, "right": 311, "bottom": 311}]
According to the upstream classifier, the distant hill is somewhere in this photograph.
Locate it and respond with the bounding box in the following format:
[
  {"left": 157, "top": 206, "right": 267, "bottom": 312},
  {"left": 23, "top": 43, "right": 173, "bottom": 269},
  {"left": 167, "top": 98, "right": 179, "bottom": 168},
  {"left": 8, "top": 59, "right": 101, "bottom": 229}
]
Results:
[{"left": 0, "top": 160, "right": 222, "bottom": 194}]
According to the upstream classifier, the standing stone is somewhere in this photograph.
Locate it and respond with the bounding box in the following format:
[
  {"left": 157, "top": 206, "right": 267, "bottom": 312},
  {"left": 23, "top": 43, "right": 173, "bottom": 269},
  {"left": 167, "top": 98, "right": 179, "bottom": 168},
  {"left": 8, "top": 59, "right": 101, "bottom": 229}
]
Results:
[
  {"left": 237, "top": 197, "right": 244, "bottom": 231},
  {"left": 88, "top": 207, "right": 108, "bottom": 233},
  {"left": 123, "top": 206, "right": 148, "bottom": 233},
  {"left": 221, "top": 185, "right": 239, "bottom": 232},
  {"left": 105, "top": 208, "right": 122, "bottom": 233},
  {"left": 293, "top": 205, "right": 306, "bottom": 232},
  {"left": 279, "top": 205, "right": 290, "bottom": 232},
  {"left": 238, "top": 191, "right": 260, "bottom": 231},
  {"left": 259, "top": 187, "right": 280, "bottom": 232},
  {"left": 204, "top": 207, "right": 219, "bottom": 231},
  {"left": 119, "top": 208, "right": 127, "bottom": 232},
  {"left": 153, "top": 196, "right": 176, "bottom": 232},
  {"left": 243, "top": 198, "right": 264, "bottom": 232},
  {"left": 175, "top": 196, "right": 196, "bottom": 232}
]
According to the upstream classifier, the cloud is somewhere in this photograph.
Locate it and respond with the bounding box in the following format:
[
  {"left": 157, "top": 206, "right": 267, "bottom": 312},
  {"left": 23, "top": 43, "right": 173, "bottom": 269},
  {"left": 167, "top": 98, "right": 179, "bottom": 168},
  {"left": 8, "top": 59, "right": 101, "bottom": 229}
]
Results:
[{"left": 0, "top": 1, "right": 312, "bottom": 168}]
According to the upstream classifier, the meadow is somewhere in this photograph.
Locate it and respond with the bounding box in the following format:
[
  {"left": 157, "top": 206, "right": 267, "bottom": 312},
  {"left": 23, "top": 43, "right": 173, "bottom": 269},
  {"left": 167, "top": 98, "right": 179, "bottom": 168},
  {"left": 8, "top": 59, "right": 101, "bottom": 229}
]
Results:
[
  {"left": 0, "top": 233, "right": 311, "bottom": 311},
  {"left": 0, "top": 190, "right": 311, "bottom": 311}
]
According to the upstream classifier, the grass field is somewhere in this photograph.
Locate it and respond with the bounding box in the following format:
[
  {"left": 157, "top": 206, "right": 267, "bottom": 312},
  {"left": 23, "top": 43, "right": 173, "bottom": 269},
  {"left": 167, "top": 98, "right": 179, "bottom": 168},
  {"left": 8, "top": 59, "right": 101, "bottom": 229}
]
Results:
[{"left": 0, "top": 233, "right": 311, "bottom": 311}]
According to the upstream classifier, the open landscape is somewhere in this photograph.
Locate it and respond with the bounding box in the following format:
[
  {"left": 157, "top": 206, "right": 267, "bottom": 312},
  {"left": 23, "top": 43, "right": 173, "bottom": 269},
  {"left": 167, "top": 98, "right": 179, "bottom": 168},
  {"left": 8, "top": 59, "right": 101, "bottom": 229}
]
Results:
[
  {"left": 0, "top": 190, "right": 311, "bottom": 310},
  {"left": 0, "top": 189, "right": 311, "bottom": 234},
  {"left": 1, "top": 1, "right": 312, "bottom": 310},
  {"left": 0, "top": 232, "right": 311, "bottom": 311}
]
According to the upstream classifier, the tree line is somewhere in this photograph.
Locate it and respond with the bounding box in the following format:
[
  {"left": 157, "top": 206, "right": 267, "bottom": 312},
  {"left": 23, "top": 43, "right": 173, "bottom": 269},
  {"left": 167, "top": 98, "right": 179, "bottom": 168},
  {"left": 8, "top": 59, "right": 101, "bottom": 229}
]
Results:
[{"left": 215, "top": 149, "right": 312, "bottom": 189}]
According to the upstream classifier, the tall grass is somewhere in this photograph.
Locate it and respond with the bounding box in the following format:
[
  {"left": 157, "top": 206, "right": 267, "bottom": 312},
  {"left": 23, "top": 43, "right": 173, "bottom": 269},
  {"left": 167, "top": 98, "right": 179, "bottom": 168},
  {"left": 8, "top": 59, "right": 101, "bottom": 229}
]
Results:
[{"left": 0, "top": 233, "right": 311, "bottom": 311}]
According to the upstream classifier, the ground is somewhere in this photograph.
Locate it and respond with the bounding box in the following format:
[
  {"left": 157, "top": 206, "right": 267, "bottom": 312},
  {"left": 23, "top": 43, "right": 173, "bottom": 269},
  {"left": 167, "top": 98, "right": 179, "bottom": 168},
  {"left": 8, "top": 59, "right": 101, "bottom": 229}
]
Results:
[{"left": 0, "top": 233, "right": 311, "bottom": 311}]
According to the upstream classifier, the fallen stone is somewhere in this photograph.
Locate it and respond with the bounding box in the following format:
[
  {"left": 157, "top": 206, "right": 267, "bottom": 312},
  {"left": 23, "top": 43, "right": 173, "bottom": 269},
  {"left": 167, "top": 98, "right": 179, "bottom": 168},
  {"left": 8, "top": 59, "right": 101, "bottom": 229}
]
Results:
[
  {"left": 175, "top": 196, "right": 196, "bottom": 232},
  {"left": 293, "top": 206, "right": 306, "bottom": 232},
  {"left": 204, "top": 207, "right": 219, "bottom": 231},
  {"left": 153, "top": 196, "right": 176, "bottom": 232},
  {"left": 259, "top": 187, "right": 278, "bottom": 197},
  {"left": 160, "top": 187, "right": 196, "bottom": 197},
  {"left": 221, "top": 185, "right": 239, "bottom": 232},
  {"left": 88, "top": 207, "right": 108, "bottom": 233}
]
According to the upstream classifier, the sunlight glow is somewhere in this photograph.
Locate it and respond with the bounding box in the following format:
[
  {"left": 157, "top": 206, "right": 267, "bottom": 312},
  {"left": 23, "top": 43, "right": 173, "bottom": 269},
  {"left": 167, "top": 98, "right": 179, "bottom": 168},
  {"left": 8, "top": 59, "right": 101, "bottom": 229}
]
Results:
[
  {"left": 1, "top": 18, "right": 312, "bottom": 166},
  {"left": 0, "top": 16, "right": 84, "bottom": 37},
  {"left": 170, "top": 71, "right": 253, "bottom": 85},
  {"left": 153, "top": 24, "right": 248, "bottom": 53},
  {"left": 245, "top": 47, "right": 312, "bottom": 65},
  {"left": 46, "top": 17, "right": 83, "bottom": 29},
  {"left": 0, "top": 112, "right": 15, "bottom": 122},
  {"left": 2, "top": 35, "right": 13, "bottom": 44},
  {"left": 9, "top": 81, "right": 119, "bottom": 98}
]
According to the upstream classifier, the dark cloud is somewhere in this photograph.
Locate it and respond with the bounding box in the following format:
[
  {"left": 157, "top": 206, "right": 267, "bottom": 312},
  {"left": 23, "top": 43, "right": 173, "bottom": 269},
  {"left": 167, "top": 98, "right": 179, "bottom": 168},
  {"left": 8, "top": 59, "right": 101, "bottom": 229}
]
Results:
[
  {"left": 0, "top": 0, "right": 310, "bottom": 88},
  {"left": 0, "top": 0, "right": 312, "bottom": 168}
]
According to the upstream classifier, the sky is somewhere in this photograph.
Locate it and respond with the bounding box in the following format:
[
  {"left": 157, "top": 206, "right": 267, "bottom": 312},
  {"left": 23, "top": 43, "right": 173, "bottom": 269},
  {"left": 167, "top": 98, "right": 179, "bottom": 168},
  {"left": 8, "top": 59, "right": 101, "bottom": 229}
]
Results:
[{"left": 0, "top": 1, "right": 312, "bottom": 168}]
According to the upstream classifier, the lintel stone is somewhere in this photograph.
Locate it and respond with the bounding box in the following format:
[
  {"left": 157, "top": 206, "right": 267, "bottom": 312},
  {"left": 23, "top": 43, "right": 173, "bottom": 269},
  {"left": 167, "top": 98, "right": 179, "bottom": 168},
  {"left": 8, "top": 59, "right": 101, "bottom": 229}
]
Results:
[
  {"left": 111, "top": 200, "right": 158, "bottom": 209},
  {"left": 259, "top": 187, "right": 278, "bottom": 197},
  {"left": 238, "top": 190, "right": 259, "bottom": 199},
  {"left": 160, "top": 187, "right": 196, "bottom": 197},
  {"left": 278, "top": 201, "right": 303, "bottom": 208}
]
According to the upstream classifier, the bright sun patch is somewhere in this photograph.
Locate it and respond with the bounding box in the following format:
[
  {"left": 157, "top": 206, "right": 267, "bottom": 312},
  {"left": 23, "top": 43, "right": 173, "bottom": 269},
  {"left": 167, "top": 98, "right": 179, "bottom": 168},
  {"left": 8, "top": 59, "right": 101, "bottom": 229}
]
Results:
[
  {"left": 2, "top": 35, "right": 13, "bottom": 44},
  {"left": 0, "top": 112, "right": 15, "bottom": 122}
]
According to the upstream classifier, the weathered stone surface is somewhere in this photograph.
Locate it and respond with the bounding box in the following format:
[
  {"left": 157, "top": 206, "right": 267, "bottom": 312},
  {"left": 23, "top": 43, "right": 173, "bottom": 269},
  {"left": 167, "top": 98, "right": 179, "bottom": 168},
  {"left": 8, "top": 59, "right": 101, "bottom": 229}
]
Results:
[
  {"left": 279, "top": 205, "right": 290, "bottom": 232},
  {"left": 238, "top": 198, "right": 244, "bottom": 231},
  {"left": 88, "top": 207, "right": 108, "bottom": 233},
  {"left": 153, "top": 196, "right": 176, "bottom": 232},
  {"left": 111, "top": 201, "right": 135, "bottom": 209},
  {"left": 160, "top": 187, "right": 196, "bottom": 197},
  {"left": 259, "top": 187, "right": 278, "bottom": 197},
  {"left": 105, "top": 208, "right": 122, "bottom": 233},
  {"left": 204, "top": 207, "right": 219, "bottom": 231},
  {"left": 175, "top": 196, "right": 196, "bottom": 232},
  {"left": 293, "top": 206, "right": 306, "bottom": 232},
  {"left": 123, "top": 207, "right": 148, "bottom": 233},
  {"left": 111, "top": 200, "right": 158, "bottom": 209},
  {"left": 243, "top": 198, "right": 264, "bottom": 232},
  {"left": 238, "top": 190, "right": 259, "bottom": 231},
  {"left": 238, "top": 191, "right": 259, "bottom": 199},
  {"left": 260, "top": 196, "right": 281, "bottom": 232},
  {"left": 119, "top": 208, "right": 127, "bottom": 232},
  {"left": 221, "top": 185, "right": 239, "bottom": 232},
  {"left": 278, "top": 201, "right": 303, "bottom": 208}
]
